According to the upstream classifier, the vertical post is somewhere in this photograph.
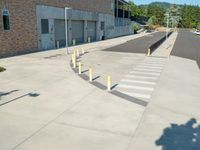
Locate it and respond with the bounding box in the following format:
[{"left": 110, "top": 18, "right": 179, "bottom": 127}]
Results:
[
  {"left": 81, "top": 47, "right": 85, "bottom": 54},
  {"left": 65, "top": 8, "right": 69, "bottom": 55},
  {"left": 166, "top": 14, "right": 169, "bottom": 40},
  {"left": 116, "top": 0, "right": 119, "bottom": 17},
  {"left": 78, "top": 62, "right": 82, "bottom": 74},
  {"left": 147, "top": 48, "right": 151, "bottom": 56},
  {"left": 73, "top": 54, "right": 76, "bottom": 68},
  {"left": 89, "top": 67, "right": 93, "bottom": 82},
  {"left": 73, "top": 39, "right": 76, "bottom": 46},
  {"left": 77, "top": 49, "right": 80, "bottom": 57},
  {"left": 107, "top": 76, "right": 112, "bottom": 91},
  {"left": 56, "top": 41, "right": 60, "bottom": 49}
]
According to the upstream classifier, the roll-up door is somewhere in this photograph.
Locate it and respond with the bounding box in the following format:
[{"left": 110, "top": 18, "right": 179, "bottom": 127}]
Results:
[
  {"left": 71, "top": 20, "right": 84, "bottom": 44},
  {"left": 87, "top": 21, "right": 96, "bottom": 42}
]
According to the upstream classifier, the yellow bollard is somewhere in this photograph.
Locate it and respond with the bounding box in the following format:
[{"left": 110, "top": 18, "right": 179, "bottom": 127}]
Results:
[
  {"left": 89, "top": 67, "right": 93, "bottom": 82},
  {"left": 81, "top": 48, "right": 85, "bottom": 54},
  {"left": 88, "top": 37, "right": 91, "bottom": 43},
  {"left": 107, "top": 76, "right": 112, "bottom": 91},
  {"left": 73, "top": 54, "right": 76, "bottom": 68},
  {"left": 73, "top": 39, "right": 76, "bottom": 46},
  {"left": 78, "top": 62, "right": 82, "bottom": 74},
  {"left": 147, "top": 48, "right": 151, "bottom": 56},
  {"left": 77, "top": 49, "right": 80, "bottom": 57}
]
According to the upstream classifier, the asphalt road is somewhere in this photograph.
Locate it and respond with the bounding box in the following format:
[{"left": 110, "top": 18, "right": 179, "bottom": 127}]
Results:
[
  {"left": 172, "top": 29, "right": 200, "bottom": 68},
  {"left": 104, "top": 32, "right": 166, "bottom": 53}
]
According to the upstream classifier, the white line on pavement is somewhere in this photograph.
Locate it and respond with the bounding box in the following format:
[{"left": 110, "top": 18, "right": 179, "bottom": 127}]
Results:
[
  {"left": 118, "top": 84, "right": 154, "bottom": 91},
  {"left": 136, "top": 65, "right": 163, "bottom": 69},
  {"left": 134, "top": 68, "right": 162, "bottom": 73},
  {"left": 125, "top": 75, "right": 158, "bottom": 80},
  {"left": 139, "top": 63, "right": 164, "bottom": 67},
  {"left": 121, "top": 79, "right": 156, "bottom": 85},
  {"left": 130, "top": 71, "right": 161, "bottom": 76}
]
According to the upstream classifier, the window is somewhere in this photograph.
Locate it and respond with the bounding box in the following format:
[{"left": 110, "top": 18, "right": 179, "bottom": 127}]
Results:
[
  {"left": 41, "top": 19, "right": 49, "bottom": 34},
  {"left": 2, "top": 9, "right": 10, "bottom": 31}
]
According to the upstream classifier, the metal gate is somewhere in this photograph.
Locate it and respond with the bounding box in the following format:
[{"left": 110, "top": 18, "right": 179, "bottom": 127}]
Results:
[
  {"left": 87, "top": 21, "right": 96, "bottom": 42},
  {"left": 54, "top": 19, "right": 66, "bottom": 48},
  {"left": 71, "top": 20, "right": 84, "bottom": 44}
]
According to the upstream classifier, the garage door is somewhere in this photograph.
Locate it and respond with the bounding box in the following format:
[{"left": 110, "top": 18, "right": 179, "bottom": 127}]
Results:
[
  {"left": 87, "top": 21, "right": 96, "bottom": 42},
  {"left": 71, "top": 20, "right": 84, "bottom": 44},
  {"left": 54, "top": 19, "right": 66, "bottom": 47}
]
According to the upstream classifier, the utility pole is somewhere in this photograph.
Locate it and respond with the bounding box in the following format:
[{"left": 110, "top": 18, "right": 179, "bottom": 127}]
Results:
[
  {"left": 65, "top": 7, "right": 70, "bottom": 56},
  {"left": 166, "top": 13, "right": 169, "bottom": 40}
]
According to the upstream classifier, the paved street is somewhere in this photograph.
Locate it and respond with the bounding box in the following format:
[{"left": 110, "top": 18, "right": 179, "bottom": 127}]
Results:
[
  {"left": 104, "top": 32, "right": 166, "bottom": 53},
  {"left": 172, "top": 29, "right": 200, "bottom": 67}
]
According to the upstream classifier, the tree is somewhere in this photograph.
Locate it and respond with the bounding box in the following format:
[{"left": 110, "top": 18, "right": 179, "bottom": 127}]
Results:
[
  {"left": 147, "top": 4, "right": 165, "bottom": 25},
  {"left": 148, "top": 16, "right": 158, "bottom": 25}
]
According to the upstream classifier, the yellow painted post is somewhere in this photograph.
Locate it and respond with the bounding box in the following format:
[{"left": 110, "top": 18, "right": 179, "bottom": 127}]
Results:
[
  {"left": 107, "top": 76, "right": 112, "bottom": 91},
  {"left": 81, "top": 47, "right": 85, "bottom": 54},
  {"left": 73, "top": 49, "right": 76, "bottom": 57},
  {"left": 78, "top": 62, "right": 82, "bottom": 74},
  {"left": 77, "top": 49, "right": 80, "bottom": 57},
  {"left": 147, "top": 48, "right": 151, "bottom": 56},
  {"left": 73, "top": 39, "right": 76, "bottom": 46},
  {"left": 56, "top": 41, "right": 60, "bottom": 49},
  {"left": 73, "top": 54, "right": 76, "bottom": 68},
  {"left": 89, "top": 67, "right": 93, "bottom": 82},
  {"left": 88, "top": 37, "right": 91, "bottom": 43}
]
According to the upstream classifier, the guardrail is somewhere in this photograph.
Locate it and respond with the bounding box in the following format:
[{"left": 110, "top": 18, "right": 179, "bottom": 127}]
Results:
[{"left": 148, "top": 31, "right": 173, "bottom": 55}]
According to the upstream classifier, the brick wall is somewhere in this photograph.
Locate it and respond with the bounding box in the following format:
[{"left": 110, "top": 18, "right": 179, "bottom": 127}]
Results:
[{"left": 0, "top": 0, "right": 114, "bottom": 57}]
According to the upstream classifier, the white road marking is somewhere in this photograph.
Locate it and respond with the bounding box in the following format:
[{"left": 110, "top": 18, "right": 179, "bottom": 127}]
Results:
[
  {"left": 140, "top": 63, "right": 164, "bottom": 67},
  {"left": 121, "top": 79, "right": 156, "bottom": 85},
  {"left": 134, "top": 68, "right": 162, "bottom": 73},
  {"left": 130, "top": 71, "right": 161, "bottom": 76},
  {"left": 118, "top": 84, "right": 154, "bottom": 91},
  {"left": 136, "top": 65, "right": 163, "bottom": 69},
  {"left": 122, "top": 91, "right": 151, "bottom": 99},
  {"left": 125, "top": 75, "right": 158, "bottom": 80}
]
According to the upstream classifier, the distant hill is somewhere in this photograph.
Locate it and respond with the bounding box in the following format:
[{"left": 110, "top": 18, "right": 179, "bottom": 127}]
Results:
[{"left": 139, "top": 2, "right": 182, "bottom": 9}]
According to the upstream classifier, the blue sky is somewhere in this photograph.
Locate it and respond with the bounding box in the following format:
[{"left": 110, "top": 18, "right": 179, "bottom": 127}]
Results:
[{"left": 133, "top": 0, "right": 200, "bottom": 6}]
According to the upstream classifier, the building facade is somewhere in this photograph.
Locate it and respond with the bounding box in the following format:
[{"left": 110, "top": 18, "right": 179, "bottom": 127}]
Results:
[{"left": 0, "top": 0, "right": 133, "bottom": 57}]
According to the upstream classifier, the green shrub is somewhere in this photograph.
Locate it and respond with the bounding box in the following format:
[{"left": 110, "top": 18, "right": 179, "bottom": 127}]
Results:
[
  {"left": 132, "top": 23, "right": 141, "bottom": 33},
  {"left": 197, "top": 22, "right": 200, "bottom": 30},
  {"left": 0, "top": 66, "right": 6, "bottom": 72}
]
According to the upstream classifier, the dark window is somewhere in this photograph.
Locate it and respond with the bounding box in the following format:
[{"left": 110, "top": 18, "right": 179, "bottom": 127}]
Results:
[
  {"left": 3, "top": 9, "right": 10, "bottom": 31},
  {"left": 41, "top": 19, "right": 49, "bottom": 34}
]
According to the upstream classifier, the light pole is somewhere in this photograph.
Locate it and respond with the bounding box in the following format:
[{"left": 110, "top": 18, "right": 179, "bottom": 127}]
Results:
[
  {"left": 65, "top": 7, "right": 70, "bottom": 55},
  {"left": 166, "top": 13, "right": 169, "bottom": 40}
]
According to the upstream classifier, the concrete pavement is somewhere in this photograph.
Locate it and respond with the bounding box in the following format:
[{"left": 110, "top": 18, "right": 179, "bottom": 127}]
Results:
[{"left": 0, "top": 31, "right": 200, "bottom": 150}]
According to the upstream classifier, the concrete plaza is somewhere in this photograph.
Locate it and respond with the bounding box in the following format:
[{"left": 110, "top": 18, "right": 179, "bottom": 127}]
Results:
[{"left": 0, "top": 32, "right": 200, "bottom": 150}]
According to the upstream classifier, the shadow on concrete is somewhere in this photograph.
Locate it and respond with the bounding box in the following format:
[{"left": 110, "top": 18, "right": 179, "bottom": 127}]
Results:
[
  {"left": 92, "top": 76, "right": 101, "bottom": 81},
  {"left": 0, "top": 90, "right": 19, "bottom": 99},
  {"left": 156, "top": 118, "right": 200, "bottom": 150},
  {"left": 0, "top": 92, "right": 40, "bottom": 106}
]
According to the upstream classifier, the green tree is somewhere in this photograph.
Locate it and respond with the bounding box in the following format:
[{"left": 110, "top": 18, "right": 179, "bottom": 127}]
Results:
[
  {"left": 147, "top": 4, "right": 165, "bottom": 25},
  {"left": 148, "top": 16, "right": 158, "bottom": 25}
]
